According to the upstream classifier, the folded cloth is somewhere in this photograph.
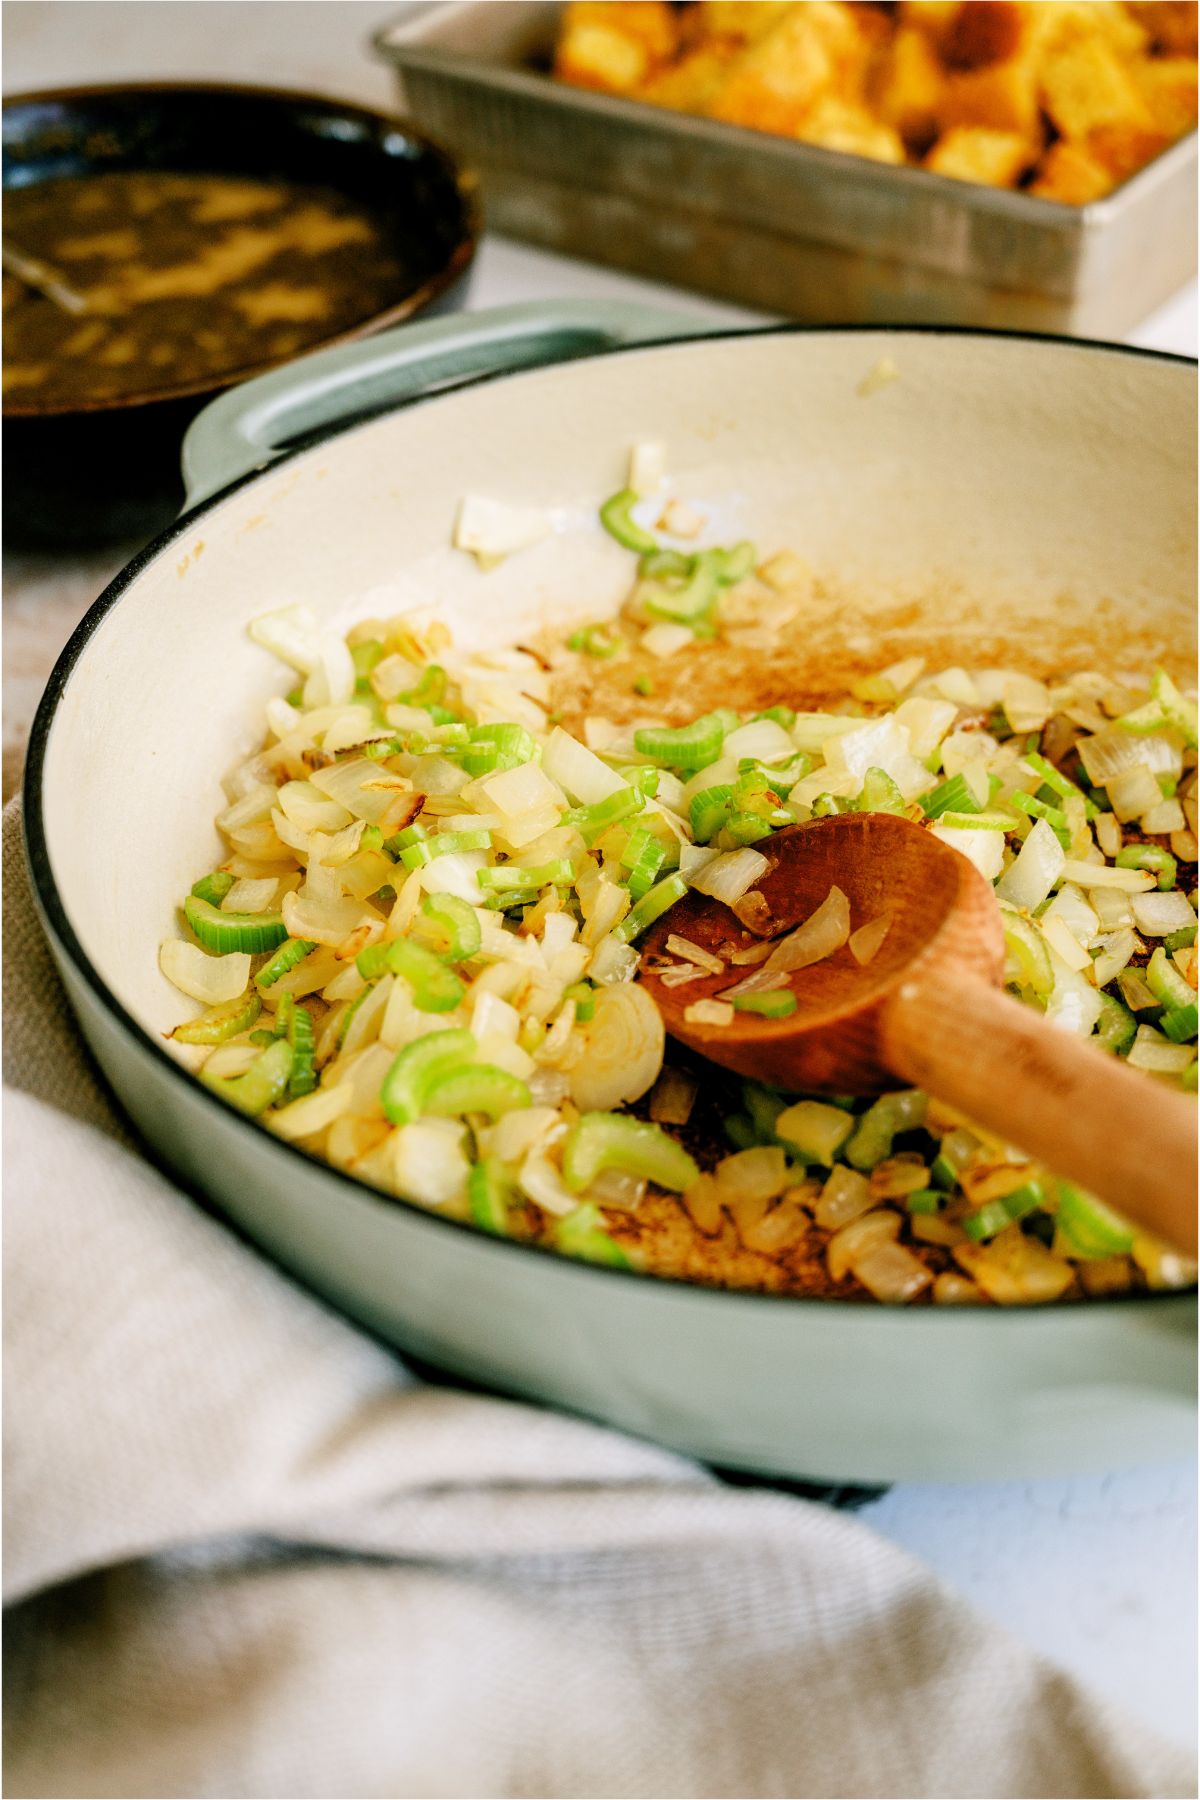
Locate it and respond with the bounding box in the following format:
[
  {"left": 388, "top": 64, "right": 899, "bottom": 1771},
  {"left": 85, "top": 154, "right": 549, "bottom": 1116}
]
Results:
[{"left": 3, "top": 799, "right": 1194, "bottom": 1800}]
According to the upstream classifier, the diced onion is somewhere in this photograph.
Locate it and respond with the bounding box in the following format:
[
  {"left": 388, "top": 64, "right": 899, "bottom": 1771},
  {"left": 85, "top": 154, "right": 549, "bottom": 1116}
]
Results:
[
  {"left": 995, "top": 819, "right": 1064, "bottom": 910},
  {"left": 542, "top": 727, "right": 624, "bottom": 805},
  {"left": 1127, "top": 1026, "right": 1197, "bottom": 1075},
  {"left": 727, "top": 885, "right": 850, "bottom": 997},
  {"left": 849, "top": 913, "right": 892, "bottom": 966},
  {"left": 1107, "top": 765, "right": 1163, "bottom": 823},
  {"left": 1131, "top": 890, "right": 1199, "bottom": 937},
  {"left": 569, "top": 983, "right": 664, "bottom": 1111},
  {"left": 159, "top": 940, "right": 250, "bottom": 1004},
  {"left": 391, "top": 1119, "right": 471, "bottom": 1208},
  {"left": 269, "top": 1083, "right": 355, "bottom": 1141},
  {"left": 932, "top": 823, "right": 1006, "bottom": 883},
  {"left": 689, "top": 848, "right": 770, "bottom": 905},
  {"left": 642, "top": 622, "right": 693, "bottom": 660},
  {"left": 249, "top": 604, "right": 320, "bottom": 674}
]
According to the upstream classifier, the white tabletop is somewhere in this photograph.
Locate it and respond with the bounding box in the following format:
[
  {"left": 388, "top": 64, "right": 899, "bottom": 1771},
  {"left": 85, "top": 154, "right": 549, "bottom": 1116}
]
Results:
[{"left": 4, "top": 0, "right": 1196, "bottom": 1757}]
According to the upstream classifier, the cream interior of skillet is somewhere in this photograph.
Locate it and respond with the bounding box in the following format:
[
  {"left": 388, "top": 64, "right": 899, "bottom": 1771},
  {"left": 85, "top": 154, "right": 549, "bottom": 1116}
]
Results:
[{"left": 37, "top": 332, "right": 1196, "bottom": 1303}]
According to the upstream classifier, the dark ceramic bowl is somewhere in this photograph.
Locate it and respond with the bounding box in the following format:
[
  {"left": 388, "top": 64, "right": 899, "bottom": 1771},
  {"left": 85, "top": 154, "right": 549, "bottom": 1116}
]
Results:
[{"left": 2, "top": 81, "right": 479, "bottom": 546}]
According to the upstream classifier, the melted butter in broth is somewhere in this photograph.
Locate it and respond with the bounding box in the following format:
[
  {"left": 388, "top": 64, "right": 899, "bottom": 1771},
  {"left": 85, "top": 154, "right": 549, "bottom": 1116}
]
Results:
[{"left": 3, "top": 170, "right": 410, "bottom": 404}]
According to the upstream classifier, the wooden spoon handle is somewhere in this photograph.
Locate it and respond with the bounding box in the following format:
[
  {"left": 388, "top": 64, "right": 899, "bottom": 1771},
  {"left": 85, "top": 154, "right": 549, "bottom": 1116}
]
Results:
[{"left": 881, "top": 966, "right": 1198, "bottom": 1255}]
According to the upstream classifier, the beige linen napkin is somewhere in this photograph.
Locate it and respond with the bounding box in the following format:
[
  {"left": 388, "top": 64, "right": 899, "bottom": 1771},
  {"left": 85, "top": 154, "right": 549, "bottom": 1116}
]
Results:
[{"left": 3, "top": 799, "right": 1194, "bottom": 1800}]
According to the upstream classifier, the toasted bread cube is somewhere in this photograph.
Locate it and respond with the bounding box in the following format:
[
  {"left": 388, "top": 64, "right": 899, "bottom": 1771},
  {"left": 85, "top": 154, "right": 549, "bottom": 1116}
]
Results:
[
  {"left": 1028, "top": 138, "right": 1118, "bottom": 200},
  {"left": 1086, "top": 117, "right": 1174, "bottom": 177},
  {"left": 1040, "top": 2, "right": 1151, "bottom": 60},
  {"left": 944, "top": 2, "right": 1040, "bottom": 67},
  {"left": 896, "top": 1, "right": 964, "bottom": 47},
  {"left": 926, "top": 124, "right": 1039, "bottom": 184},
  {"left": 1132, "top": 54, "right": 1199, "bottom": 135},
  {"left": 1126, "top": 2, "right": 1198, "bottom": 55},
  {"left": 643, "top": 43, "right": 738, "bottom": 112},
  {"left": 695, "top": 2, "right": 797, "bottom": 46},
  {"left": 1038, "top": 34, "right": 1154, "bottom": 139},
  {"left": 795, "top": 96, "right": 907, "bottom": 162},
  {"left": 940, "top": 56, "right": 1041, "bottom": 133},
  {"left": 554, "top": 2, "right": 678, "bottom": 94},
  {"left": 709, "top": 4, "right": 866, "bottom": 136},
  {"left": 873, "top": 24, "right": 947, "bottom": 146}
]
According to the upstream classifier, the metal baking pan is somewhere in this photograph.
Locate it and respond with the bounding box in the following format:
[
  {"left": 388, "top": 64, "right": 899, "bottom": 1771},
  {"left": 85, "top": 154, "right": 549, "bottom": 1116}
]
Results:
[{"left": 374, "top": 1, "right": 1197, "bottom": 336}]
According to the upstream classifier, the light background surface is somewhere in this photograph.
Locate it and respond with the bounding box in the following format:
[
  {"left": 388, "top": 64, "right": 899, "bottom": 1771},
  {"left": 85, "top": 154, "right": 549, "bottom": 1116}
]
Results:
[{"left": 4, "top": 0, "right": 1196, "bottom": 1752}]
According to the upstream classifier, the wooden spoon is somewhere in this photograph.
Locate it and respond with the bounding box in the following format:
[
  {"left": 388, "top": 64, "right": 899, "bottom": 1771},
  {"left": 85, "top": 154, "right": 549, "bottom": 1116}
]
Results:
[{"left": 640, "top": 814, "right": 1197, "bottom": 1255}]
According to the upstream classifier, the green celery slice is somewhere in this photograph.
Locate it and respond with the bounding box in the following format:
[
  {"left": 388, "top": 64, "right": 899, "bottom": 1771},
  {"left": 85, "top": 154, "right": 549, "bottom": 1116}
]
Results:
[
  {"left": 185, "top": 895, "right": 287, "bottom": 955},
  {"left": 423, "top": 1064, "right": 532, "bottom": 1121},
  {"left": 380, "top": 1028, "right": 477, "bottom": 1125},
  {"left": 172, "top": 991, "right": 262, "bottom": 1046},
  {"left": 562, "top": 1112, "right": 698, "bottom": 1193}
]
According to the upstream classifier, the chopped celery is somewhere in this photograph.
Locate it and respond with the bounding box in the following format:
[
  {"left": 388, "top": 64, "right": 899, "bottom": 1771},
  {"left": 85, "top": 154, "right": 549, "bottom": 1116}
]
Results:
[
  {"left": 380, "top": 1028, "right": 477, "bottom": 1125},
  {"left": 724, "top": 1113, "right": 758, "bottom": 1150},
  {"left": 1116, "top": 845, "right": 1177, "bottom": 891},
  {"left": 190, "top": 870, "right": 235, "bottom": 906},
  {"left": 600, "top": 488, "right": 658, "bottom": 556},
  {"left": 477, "top": 858, "right": 574, "bottom": 893},
  {"left": 1024, "top": 750, "right": 1097, "bottom": 818},
  {"left": 845, "top": 1090, "right": 927, "bottom": 1170},
  {"left": 1056, "top": 1183, "right": 1134, "bottom": 1257},
  {"left": 1162, "top": 1005, "right": 1198, "bottom": 1043},
  {"left": 640, "top": 547, "right": 692, "bottom": 581},
  {"left": 185, "top": 896, "right": 287, "bottom": 956},
  {"left": 468, "top": 1159, "right": 515, "bottom": 1234},
  {"left": 459, "top": 722, "right": 536, "bottom": 778},
  {"left": 1165, "top": 927, "right": 1198, "bottom": 952},
  {"left": 690, "top": 784, "right": 734, "bottom": 843},
  {"left": 201, "top": 1037, "right": 293, "bottom": 1115},
  {"left": 423, "top": 1064, "right": 532, "bottom": 1121},
  {"left": 641, "top": 556, "right": 719, "bottom": 625},
  {"left": 612, "top": 872, "right": 688, "bottom": 942},
  {"left": 743, "top": 1080, "right": 789, "bottom": 1144},
  {"left": 565, "top": 785, "right": 645, "bottom": 840},
  {"left": 351, "top": 639, "right": 384, "bottom": 687},
  {"left": 417, "top": 893, "right": 482, "bottom": 962},
  {"left": 357, "top": 938, "right": 465, "bottom": 1011},
  {"left": 554, "top": 1203, "right": 630, "bottom": 1268},
  {"left": 1008, "top": 791, "right": 1071, "bottom": 845},
  {"left": 633, "top": 673, "right": 655, "bottom": 697},
  {"left": 172, "top": 991, "right": 262, "bottom": 1046},
  {"left": 963, "top": 1179, "right": 1044, "bottom": 1242},
  {"left": 906, "top": 1189, "right": 942, "bottom": 1215},
  {"left": 568, "top": 624, "right": 623, "bottom": 658},
  {"left": 849, "top": 767, "right": 906, "bottom": 816},
  {"left": 565, "top": 980, "right": 596, "bottom": 1022},
  {"left": 287, "top": 1005, "right": 316, "bottom": 1098},
  {"left": 634, "top": 715, "right": 725, "bottom": 770},
  {"left": 999, "top": 907, "right": 1054, "bottom": 997},
  {"left": 731, "top": 990, "right": 798, "bottom": 1018},
  {"left": 562, "top": 1111, "right": 699, "bottom": 1192},
  {"left": 1094, "top": 992, "right": 1137, "bottom": 1055},
  {"left": 399, "top": 664, "right": 447, "bottom": 709},
  {"left": 400, "top": 829, "right": 492, "bottom": 869},
  {"left": 724, "top": 813, "right": 773, "bottom": 845},
  {"left": 256, "top": 937, "right": 316, "bottom": 987},
  {"left": 709, "top": 541, "right": 757, "bottom": 585},
  {"left": 920, "top": 773, "right": 980, "bottom": 820},
  {"left": 1146, "top": 945, "right": 1196, "bottom": 1013},
  {"left": 620, "top": 827, "right": 667, "bottom": 899}
]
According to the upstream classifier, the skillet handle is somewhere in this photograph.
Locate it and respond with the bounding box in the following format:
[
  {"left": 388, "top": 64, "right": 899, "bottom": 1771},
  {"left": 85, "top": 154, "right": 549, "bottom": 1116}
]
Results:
[{"left": 180, "top": 300, "right": 712, "bottom": 508}]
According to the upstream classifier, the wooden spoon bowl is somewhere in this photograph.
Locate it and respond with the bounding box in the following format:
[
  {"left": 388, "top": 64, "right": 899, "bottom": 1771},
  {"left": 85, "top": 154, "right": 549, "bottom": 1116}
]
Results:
[
  {"left": 641, "top": 815, "right": 1197, "bottom": 1254},
  {"left": 642, "top": 814, "right": 1003, "bottom": 1095}
]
